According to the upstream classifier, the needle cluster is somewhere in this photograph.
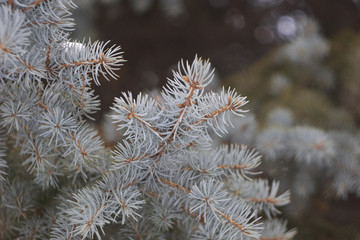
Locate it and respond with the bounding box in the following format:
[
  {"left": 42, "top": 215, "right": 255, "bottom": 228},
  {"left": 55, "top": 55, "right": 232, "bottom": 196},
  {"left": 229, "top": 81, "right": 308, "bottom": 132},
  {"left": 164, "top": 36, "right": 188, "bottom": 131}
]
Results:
[{"left": 0, "top": 1, "right": 294, "bottom": 239}]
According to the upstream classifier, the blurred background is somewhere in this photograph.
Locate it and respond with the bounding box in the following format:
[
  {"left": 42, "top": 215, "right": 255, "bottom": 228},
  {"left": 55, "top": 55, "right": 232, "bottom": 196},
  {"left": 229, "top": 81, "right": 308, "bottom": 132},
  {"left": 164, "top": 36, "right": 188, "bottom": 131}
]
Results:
[{"left": 72, "top": 0, "right": 360, "bottom": 239}]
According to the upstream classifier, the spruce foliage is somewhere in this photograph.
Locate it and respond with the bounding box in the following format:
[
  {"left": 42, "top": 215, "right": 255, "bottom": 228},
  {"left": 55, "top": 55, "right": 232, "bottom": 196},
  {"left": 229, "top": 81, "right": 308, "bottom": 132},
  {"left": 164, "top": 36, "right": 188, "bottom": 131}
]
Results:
[{"left": 0, "top": 1, "right": 294, "bottom": 239}]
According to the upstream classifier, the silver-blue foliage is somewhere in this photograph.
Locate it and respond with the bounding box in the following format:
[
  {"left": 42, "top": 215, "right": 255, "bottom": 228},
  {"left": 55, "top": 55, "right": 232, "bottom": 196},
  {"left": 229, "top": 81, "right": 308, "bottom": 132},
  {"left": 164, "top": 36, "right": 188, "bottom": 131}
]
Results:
[{"left": 0, "top": 1, "right": 294, "bottom": 239}]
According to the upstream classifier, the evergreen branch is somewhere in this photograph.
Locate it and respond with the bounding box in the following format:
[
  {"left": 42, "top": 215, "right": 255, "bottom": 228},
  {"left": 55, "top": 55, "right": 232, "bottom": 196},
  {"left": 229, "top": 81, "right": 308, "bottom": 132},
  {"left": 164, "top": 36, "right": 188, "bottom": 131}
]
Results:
[
  {"left": 60, "top": 52, "right": 112, "bottom": 68},
  {"left": 181, "top": 206, "right": 205, "bottom": 224},
  {"left": 158, "top": 178, "right": 191, "bottom": 194},
  {"left": 217, "top": 164, "right": 249, "bottom": 170},
  {"left": 0, "top": 44, "right": 40, "bottom": 73},
  {"left": 156, "top": 177, "right": 260, "bottom": 238},
  {"left": 45, "top": 41, "right": 52, "bottom": 73},
  {"left": 214, "top": 208, "right": 251, "bottom": 235},
  {"left": 229, "top": 179, "right": 290, "bottom": 218},
  {"left": 0, "top": 43, "right": 12, "bottom": 54},
  {"left": 21, "top": 0, "right": 46, "bottom": 12},
  {"left": 80, "top": 76, "right": 86, "bottom": 110},
  {"left": 260, "top": 219, "right": 296, "bottom": 240},
  {"left": 166, "top": 76, "right": 203, "bottom": 141},
  {"left": 126, "top": 107, "right": 161, "bottom": 134},
  {"left": 71, "top": 132, "right": 88, "bottom": 162},
  {"left": 28, "top": 20, "right": 62, "bottom": 27},
  {"left": 112, "top": 92, "right": 164, "bottom": 140},
  {"left": 22, "top": 124, "right": 47, "bottom": 173},
  {"left": 246, "top": 197, "right": 278, "bottom": 204},
  {"left": 38, "top": 102, "right": 54, "bottom": 114},
  {"left": 198, "top": 94, "right": 245, "bottom": 123},
  {"left": 130, "top": 219, "right": 145, "bottom": 240},
  {"left": 0, "top": 3, "right": 298, "bottom": 236}
]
